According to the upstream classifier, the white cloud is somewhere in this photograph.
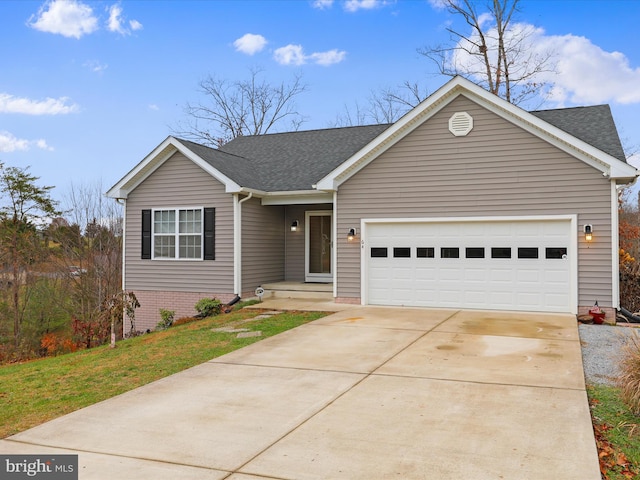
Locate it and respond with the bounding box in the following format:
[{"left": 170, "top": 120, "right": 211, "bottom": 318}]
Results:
[
  {"left": 107, "top": 3, "right": 142, "bottom": 35},
  {"left": 274, "top": 44, "right": 308, "bottom": 65},
  {"left": 309, "top": 49, "right": 347, "bottom": 66},
  {"left": 84, "top": 60, "right": 108, "bottom": 74},
  {"left": 447, "top": 21, "right": 640, "bottom": 107},
  {"left": 0, "top": 94, "right": 79, "bottom": 115},
  {"left": 28, "top": 0, "right": 98, "bottom": 39},
  {"left": 344, "top": 0, "right": 385, "bottom": 12},
  {"left": 274, "top": 44, "right": 347, "bottom": 66},
  {"left": 0, "top": 132, "right": 53, "bottom": 153},
  {"left": 540, "top": 35, "right": 640, "bottom": 105},
  {"left": 233, "top": 33, "right": 267, "bottom": 55},
  {"left": 129, "top": 19, "right": 143, "bottom": 31},
  {"left": 148, "top": 104, "right": 159, "bottom": 111},
  {"left": 312, "top": 0, "right": 334, "bottom": 9}
]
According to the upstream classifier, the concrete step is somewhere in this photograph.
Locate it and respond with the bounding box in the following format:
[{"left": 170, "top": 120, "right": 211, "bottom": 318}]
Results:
[{"left": 261, "top": 282, "right": 333, "bottom": 300}]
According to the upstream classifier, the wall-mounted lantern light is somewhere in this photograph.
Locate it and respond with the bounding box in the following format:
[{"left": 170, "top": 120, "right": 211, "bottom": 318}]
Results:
[
  {"left": 290, "top": 220, "right": 299, "bottom": 232},
  {"left": 347, "top": 227, "right": 357, "bottom": 241},
  {"left": 584, "top": 224, "right": 593, "bottom": 242}
]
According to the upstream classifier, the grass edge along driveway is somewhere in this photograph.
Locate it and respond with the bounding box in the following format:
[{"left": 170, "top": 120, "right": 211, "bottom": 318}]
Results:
[{"left": 0, "top": 308, "right": 327, "bottom": 438}]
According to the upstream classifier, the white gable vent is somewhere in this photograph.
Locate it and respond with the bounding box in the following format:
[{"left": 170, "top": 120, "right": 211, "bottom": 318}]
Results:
[{"left": 449, "top": 111, "right": 473, "bottom": 136}]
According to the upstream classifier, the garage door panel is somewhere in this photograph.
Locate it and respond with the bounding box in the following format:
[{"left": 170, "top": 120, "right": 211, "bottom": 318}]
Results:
[{"left": 366, "top": 219, "right": 572, "bottom": 313}]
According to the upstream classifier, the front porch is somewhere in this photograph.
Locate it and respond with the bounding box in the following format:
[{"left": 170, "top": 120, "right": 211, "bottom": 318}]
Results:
[{"left": 261, "top": 281, "right": 333, "bottom": 300}]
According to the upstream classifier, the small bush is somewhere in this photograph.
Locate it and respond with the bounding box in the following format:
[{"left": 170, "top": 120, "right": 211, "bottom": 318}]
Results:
[
  {"left": 618, "top": 331, "right": 640, "bottom": 414},
  {"left": 156, "top": 309, "right": 175, "bottom": 331},
  {"left": 195, "top": 298, "right": 222, "bottom": 317}
]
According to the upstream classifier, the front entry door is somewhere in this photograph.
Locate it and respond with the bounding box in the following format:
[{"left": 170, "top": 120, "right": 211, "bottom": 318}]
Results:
[{"left": 305, "top": 211, "right": 332, "bottom": 283}]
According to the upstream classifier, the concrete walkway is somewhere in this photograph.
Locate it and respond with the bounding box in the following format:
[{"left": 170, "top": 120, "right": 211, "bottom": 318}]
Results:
[{"left": 1, "top": 306, "right": 600, "bottom": 479}]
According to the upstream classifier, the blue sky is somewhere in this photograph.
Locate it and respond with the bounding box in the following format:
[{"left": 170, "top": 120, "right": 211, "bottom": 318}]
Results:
[{"left": 2, "top": 0, "right": 640, "bottom": 204}]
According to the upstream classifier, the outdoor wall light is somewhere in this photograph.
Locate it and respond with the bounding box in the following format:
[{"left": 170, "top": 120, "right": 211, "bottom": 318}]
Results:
[
  {"left": 347, "top": 227, "right": 357, "bottom": 241},
  {"left": 584, "top": 224, "right": 593, "bottom": 242},
  {"left": 290, "top": 220, "right": 299, "bottom": 232}
]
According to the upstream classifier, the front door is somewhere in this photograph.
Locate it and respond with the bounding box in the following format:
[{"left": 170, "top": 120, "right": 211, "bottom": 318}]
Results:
[{"left": 305, "top": 211, "right": 332, "bottom": 283}]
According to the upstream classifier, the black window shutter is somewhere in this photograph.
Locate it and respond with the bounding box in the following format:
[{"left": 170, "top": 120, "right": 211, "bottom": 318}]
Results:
[
  {"left": 141, "top": 209, "right": 151, "bottom": 259},
  {"left": 204, "top": 207, "right": 215, "bottom": 260}
]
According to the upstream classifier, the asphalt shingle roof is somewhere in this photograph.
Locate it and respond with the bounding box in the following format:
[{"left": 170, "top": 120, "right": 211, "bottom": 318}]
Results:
[
  {"left": 178, "top": 104, "right": 626, "bottom": 192},
  {"left": 530, "top": 105, "right": 626, "bottom": 162}
]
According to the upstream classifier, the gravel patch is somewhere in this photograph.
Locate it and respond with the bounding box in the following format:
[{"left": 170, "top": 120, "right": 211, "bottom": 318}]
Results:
[{"left": 579, "top": 323, "right": 640, "bottom": 386}]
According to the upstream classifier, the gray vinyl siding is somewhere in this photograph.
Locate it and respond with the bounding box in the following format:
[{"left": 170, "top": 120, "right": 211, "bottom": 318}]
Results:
[
  {"left": 241, "top": 197, "right": 285, "bottom": 290},
  {"left": 284, "top": 204, "right": 333, "bottom": 281},
  {"left": 337, "top": 95, "right": 614, "bottom": 307},
  {"left": 125, "top": 152, "right": 234, "bottom": 292}
]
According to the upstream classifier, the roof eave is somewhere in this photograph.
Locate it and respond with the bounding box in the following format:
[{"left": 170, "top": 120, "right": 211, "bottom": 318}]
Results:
[{"left": 105, "top": 136, "right": 242, "bottom": 199}]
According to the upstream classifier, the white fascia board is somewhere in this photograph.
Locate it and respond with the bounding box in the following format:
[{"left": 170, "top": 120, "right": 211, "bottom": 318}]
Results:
[
  {"left": 464, "top": 86, "right": 638, "bottom": 182},
  {"left": 316, "top": 76, "right": 638, "bottom": 190},
  {"left": 316, "top": 77, "right": 472, "bottom": 191},
  {"left": 171, "top": 138, "right": 242, "bottom": 193},
  {"left": 105, "top": 136, "right": 243, "bottom": 199},
  {"left": 260, "top": 190, "right": 333, "bottom": 205},
  {"left": 106, "top": 136, "right": 177, "bottom": 198}
]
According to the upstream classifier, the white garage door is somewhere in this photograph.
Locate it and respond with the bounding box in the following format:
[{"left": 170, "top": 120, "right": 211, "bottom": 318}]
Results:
[{"left": 366, "top": 219, "right": 573, "bottom": 312}]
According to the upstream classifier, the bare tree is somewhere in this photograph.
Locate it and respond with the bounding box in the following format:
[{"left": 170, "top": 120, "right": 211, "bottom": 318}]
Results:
[
  {"left": 333, "top": 81, "right": 430, "bottom": 127},
  {"left": 418, "top": 0, "right": 556, "bottom": 106},
  {"left": 176, "top": 68, "right": 308, "bottom": 146}
]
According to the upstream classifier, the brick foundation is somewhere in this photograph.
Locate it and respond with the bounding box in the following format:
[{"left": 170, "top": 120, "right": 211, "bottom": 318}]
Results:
[
  {"left": 129, "top": 290, "right": 238, "bottom": 334},
  {"left": 335, "top": 297, "right": 361, "bottom": 305}
]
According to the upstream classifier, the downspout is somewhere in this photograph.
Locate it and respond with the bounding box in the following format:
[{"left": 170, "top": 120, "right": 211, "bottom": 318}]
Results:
[
  {"left": 234, "top": 192, "right": 253, "bottom": 296},
  {"left": 332, "top": 190, "right": 338, "bottom": 299},
  {"left": 612, "top": 181, "right": 620, "bottom": 309}
]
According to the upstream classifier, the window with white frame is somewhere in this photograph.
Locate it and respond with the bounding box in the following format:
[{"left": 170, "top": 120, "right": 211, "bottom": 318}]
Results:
[{"left": 153, "top": 208, "right": 203, "bottom": 259}]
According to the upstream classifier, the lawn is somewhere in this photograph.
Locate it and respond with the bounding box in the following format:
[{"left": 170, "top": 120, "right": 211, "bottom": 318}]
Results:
[
  {"left": 0, "top": 306, "right": 327, "bottom": 438},
  {"left": 588, "top": 384, "right": 640, "bottom": 479}
]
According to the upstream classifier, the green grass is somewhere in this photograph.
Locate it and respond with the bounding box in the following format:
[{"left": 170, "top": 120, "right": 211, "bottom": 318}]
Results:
[
  {"left": 588, "top": 384, "right": 640, "bottom": 479},
  {"left": 0, "top": 307, "right": 327, "bottom": 438}
]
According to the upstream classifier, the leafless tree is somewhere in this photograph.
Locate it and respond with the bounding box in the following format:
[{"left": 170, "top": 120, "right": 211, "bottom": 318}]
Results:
[
  {"left": 418, "top": 0, "right": 556, "bottom": 106},
  {"left": 333, "top": 81, "right": 430, "bottom": 127},
  {"left": 176, "top": 68, "right": 308, "bottom": 146}
]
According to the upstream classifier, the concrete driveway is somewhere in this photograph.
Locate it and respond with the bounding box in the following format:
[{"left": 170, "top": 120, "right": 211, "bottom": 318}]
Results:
[{"left": 1, "top": 307, "right": 600, "bottom": 479}]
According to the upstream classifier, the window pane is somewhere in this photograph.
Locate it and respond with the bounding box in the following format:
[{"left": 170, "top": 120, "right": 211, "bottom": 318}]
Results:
[
  {"left": 417, "top": 247, "right": 435, "bottom": 258},
  {"left": 518, "top": 247, "right": 539, "bottom": 259},
  {"left": 491, "top": 247, "right": 511, "bottom": 259},
  {"left": 546, "top": 247, "right": 567, "bottom": 259},
  {"left": 441, "top": 247, "right": 459, "bottom": 258},
  {"left": 371, "top": 247, "right": 388, "bottom": 258},
  {"left": 466, "top": 247, "right": 484, "bottom": 258},
  {"left": 154, "top": 210, "right": 175, "bottom": 234},
  {"left": 179, "top": 209, "right": 202, "bottom": 234},
  {"left": 179, "top": 235, "right": 202, "bottom": 259},
  {"left": 154, "top": 236, "right": 175, "bottom": 258},
  {"left": 393, "top": 247, "right": 411, "bottom": 258}
]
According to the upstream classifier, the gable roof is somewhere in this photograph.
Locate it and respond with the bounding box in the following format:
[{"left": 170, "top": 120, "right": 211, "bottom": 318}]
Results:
[
  {"left": 107, "top": 76, "right": 636, "bottom": 200},
  {"left": 316, "top": 76, "right": 636, "bottom": 190}
]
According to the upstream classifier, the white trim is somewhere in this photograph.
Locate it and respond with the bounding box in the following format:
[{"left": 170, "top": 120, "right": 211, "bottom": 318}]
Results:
[
  {"left": 106, "top": 136, "right": 242, "bottom": 199},
  {"left": 150, "top": 206, "right": 205, "bottom": 261},
  {"left": 612, "top": 182, "right": 621, "bottom": 309},
  {"left": 315, "top": 76, "right": 637, "bottom": 191},
  {"left": 260, "top": 192, "right": 333, "bottom": 206},
  {"left": 332, "top": 191, "right": 338, "bottom": 298},
  {"left": 360, "top": 215, "right": 578, "bottom": 313},
  {"left": 305, "top": 210, "right": 333, "bottom": 283},
  {"left": 121, "top": 199, "right": 127, "bottom": 292}
]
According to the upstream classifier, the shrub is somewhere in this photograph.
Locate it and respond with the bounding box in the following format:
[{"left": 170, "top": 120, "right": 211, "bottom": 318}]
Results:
[
  {"left": 617, "top": 331, "right": 640, "bottom": 414},
  {"left": 156, "top": 309, "right": 175, "bottom": 331},
  {"left": 195, "top": 298, "right": 222, "bottom": 317}
]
